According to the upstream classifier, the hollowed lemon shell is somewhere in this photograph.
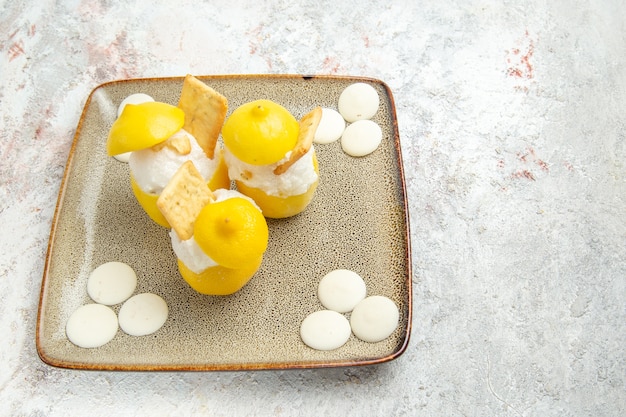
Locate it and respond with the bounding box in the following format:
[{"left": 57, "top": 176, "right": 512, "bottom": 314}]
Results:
[
  {"left": 235, "top": 154, "right": 319, "bottom": 219},
  {"left": 177, "top": 256, "right": 263, "bottom": 295}
]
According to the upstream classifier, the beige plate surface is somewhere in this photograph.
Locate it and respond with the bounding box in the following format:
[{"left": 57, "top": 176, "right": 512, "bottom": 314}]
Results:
[{"left": 36, "top": 74, "right": 412, "bottom": 371}]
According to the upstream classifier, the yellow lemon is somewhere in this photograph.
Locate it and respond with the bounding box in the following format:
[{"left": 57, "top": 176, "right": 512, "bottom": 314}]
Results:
[
  {"left": 107, "top": 102, "right": 185, "bottom": 156},
  {"left": 130, "top": 174, "right": 170, "bottom": 227},
  {"left": 129, "top": 155, "right": 230, "bottom": 227},
  {"left": 221, "top": 99, "right": 299, "bottom": 165},
  {"left": 235, "top": 154, "right": 320, "bottom": 218},
  {"left": 193, "top": 197, "right": 268, "bottom": 269},
  {"left": 177, "top": 256, "right": 263, "bottom": 295},
  {"left": 206, "top": 154, "right": 231, "bottom": 192}
]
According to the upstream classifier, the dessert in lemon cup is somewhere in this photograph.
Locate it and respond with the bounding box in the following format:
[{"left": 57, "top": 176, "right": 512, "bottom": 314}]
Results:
[
  {"left": 157, "top": 161, "right": 268, "bottom": 295},
  {"left": 221, "top": 100, "right": 322, "bottom": 218},
  {"left": 106, "top": 75, "right": 230, "bottom": 227}
]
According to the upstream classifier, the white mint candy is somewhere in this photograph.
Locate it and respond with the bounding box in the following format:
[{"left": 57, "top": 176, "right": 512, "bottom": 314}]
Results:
[
  {"left": 113, "top": 152, "right": 132, "bottom": 163},
  {"left": 117, "top": 93, "right": 155, "bottom": 117},
  {"left": 118, "top": 293, "right": 168, "bottom": 336},
  {"left": 317, "top": 269, "right": 366, "bottom": 313},
  {"left": 66, "top": 304, "right": 118, "bottom": 348},
  {"left": 341, "top": 119, "right": 382, "bottom": 157},
  {"left": 313, "top": 108, "right": 345, "bottom": 144},
  {"left": 338, "top": 82, "right": 379, "bottom": 122},
  {"left": 300, "top": 310, "right": 351, "bottom": 351},
  {"left": 87, "top": 261, "right": 137, "bottom": 306},
  {"left": 350, "top": 296, "right": 399, "bottom": 343}
]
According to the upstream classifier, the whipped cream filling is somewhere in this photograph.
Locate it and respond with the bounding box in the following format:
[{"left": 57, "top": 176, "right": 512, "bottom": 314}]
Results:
[
  {"left": 170, "top": 189, "right": 260, "bottom": 274},
  {"left": 129, "top": 129, "right": 221, "bottom": 194},
  {"left": 223, "top": 145, "right": 318, "bottom": 197}
]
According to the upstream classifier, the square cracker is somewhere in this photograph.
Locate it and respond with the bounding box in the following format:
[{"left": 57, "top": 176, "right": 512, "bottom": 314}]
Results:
[
  {"left": 177, "top": 74, "right": 228, "bottom": 160},
  {"left": 273, "top": 106, "right": 322, "bottom": 175},
  {"left": 156, "top": 160, "right": 214, "bottom": 240}
]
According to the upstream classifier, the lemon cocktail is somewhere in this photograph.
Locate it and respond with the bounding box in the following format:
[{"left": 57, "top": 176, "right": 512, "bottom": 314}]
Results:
[
  {"left": 157, "top": 161, "right": 269, "bottom": 295},
  {"left": 221, "top": 99, "right": 322, "bottom": 218},
  {"left": 106, "top": 76, "right": 230, "bottom": 227}
]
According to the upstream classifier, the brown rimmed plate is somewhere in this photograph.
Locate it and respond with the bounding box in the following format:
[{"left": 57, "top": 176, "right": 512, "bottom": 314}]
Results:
[{"left": 36, "top": 74, "right": 411, "bottom": 371}]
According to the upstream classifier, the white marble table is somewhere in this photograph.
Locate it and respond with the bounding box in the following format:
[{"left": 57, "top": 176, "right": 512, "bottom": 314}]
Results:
[{"left": 1, "top": 1, "right": 624, "bottom": 415}]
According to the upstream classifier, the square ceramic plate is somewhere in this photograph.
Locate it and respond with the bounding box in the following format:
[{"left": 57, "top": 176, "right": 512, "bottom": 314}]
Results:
[{"left": 36, "top": 74, "right": 412, "bottom": 371}]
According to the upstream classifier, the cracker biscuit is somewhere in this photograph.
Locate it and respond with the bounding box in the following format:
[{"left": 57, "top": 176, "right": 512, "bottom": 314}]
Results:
[
  {"left": 156, "top": 161, "right": 214, "bottom": 240},
  {"left": 177, "top": 74, "right": 228, "bottom": 160},
  {"left": 151, "top": 131, "right": 192, "bottom": 155},
  {"left": 274, "top": 106, "right": 322, "bottom": 175}
]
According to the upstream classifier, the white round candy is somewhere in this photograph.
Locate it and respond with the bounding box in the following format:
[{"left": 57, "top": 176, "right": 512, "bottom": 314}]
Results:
[
  {"left": 350, "top": 296, "right": 399, "bottom": 343},
  {"left": 118, "top": 293, "right": 168, "bottom": 336},
  {"left": 113, "top": 152, "right": 132, "bottom": 163},
  {"left": 300, "top": 310, "right": 351, "bottom": 351},
  {"left": 313, "top": 108, "right": 345, "bottom": 144},
  {"left": 66, "top": 304, "right": 118, "bottom": 348},
  {"left": 87, "top": 261, "right": 137, "bottom": 306},
  {"left": 341, "top": 119, "right": 382, "bottom": 157},
  {"left": 117, "top": 93, "right": 155, "bottom": 117},
  {"left": 338, "top": 83, "right": 379, "bottom": 122},
  {"left": 318, "top": 269, "right": 366, "bottom": 313}
]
